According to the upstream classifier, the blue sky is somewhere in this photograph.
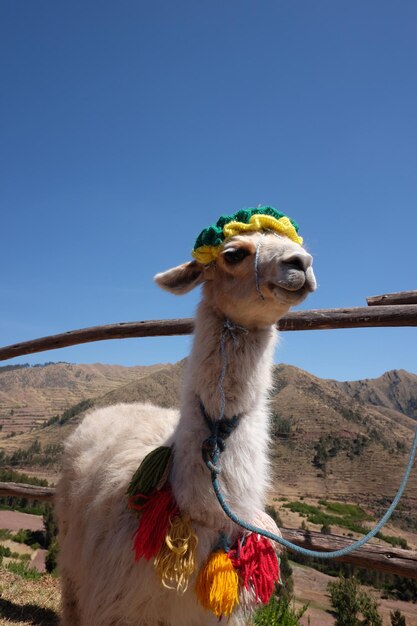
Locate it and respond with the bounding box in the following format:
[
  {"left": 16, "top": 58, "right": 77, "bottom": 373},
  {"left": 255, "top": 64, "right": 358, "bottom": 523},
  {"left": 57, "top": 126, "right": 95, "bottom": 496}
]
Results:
[{"left": 1, "top": 1, "right": 416, "bottom": 381}]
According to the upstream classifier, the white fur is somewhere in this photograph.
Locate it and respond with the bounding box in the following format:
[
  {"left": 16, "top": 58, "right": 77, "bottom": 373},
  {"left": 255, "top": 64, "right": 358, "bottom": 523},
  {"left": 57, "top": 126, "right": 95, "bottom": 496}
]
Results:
[{"left": 55, "top": 231, "right": 316, "bottom": 625}]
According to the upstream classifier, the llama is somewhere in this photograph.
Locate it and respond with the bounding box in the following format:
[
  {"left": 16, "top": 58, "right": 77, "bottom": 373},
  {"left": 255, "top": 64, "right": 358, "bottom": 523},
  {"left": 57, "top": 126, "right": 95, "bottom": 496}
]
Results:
[{"left": 55, "top": 207, "right": 316, "bottom": 626}]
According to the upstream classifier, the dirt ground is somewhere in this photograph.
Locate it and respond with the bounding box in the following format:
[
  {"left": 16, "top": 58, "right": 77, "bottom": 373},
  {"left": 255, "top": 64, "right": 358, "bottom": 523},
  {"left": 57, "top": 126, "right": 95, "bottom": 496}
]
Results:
[
  {"left": 0, "top": 511, "right": 44, "bottom": 533},
  {"left": 293, "top": 562, "right": 417, "bottom": 626}
]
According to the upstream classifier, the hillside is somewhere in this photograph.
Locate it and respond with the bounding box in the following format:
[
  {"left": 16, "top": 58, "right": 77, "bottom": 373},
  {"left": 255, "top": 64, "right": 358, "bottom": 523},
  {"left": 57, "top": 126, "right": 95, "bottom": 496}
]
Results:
[
  {"left": 1, "top": 362, "right": 416, "bottom": 526},
  {"left": 0, "top": 362, "right": 166, "bottom": 434},
  {"left": 337, "top": 369, "right": 417, "bottom": 422}
]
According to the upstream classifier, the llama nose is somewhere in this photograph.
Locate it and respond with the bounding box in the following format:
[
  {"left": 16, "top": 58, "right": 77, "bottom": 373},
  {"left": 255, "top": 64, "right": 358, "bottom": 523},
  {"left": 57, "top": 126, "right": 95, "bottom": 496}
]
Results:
[{"left": 281, "top": 251, "right": 313, "bottom": 273}]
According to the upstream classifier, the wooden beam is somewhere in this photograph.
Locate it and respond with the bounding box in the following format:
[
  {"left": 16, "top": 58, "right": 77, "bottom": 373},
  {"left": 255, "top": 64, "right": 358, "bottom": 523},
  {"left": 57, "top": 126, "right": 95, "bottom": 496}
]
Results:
[
  {"left": 0, "top": 482, "right": 416, "bottom": 578},
  {"left": 282, "top": 528, "right": 417, "bottom": 580},
  {"left": 367, "top": 291, "right": 417, "bottom": 306},
  {"left": 0, "top": 304, "right": 416, "bottom": 362},
  {"left": 0, "top": 481, "right": 55, "bottom": 501},
  {"left": 277, "top": 304, "right": 417, "bottom": 332}
]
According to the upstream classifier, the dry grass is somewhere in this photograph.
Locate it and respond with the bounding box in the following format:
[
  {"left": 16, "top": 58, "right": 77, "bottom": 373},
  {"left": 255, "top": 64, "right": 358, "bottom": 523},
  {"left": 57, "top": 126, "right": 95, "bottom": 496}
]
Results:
[{"left": 0, "top": 567, "right": 60, "bottom": 626}]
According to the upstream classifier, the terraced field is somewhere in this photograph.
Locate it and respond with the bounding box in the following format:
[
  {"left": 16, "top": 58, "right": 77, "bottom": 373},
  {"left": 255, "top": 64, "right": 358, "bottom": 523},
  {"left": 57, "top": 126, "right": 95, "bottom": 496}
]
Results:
[{"left": 0, "top": 363, "right": 165, "bottom": 434}]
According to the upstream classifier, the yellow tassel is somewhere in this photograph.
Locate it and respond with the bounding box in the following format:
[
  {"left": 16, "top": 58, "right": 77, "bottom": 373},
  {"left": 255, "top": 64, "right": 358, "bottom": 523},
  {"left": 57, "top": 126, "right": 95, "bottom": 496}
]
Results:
[
  {"left": 154, "top": 514, "right": 198, "bottom": 593},
  {"left": 195, "top": 550, "right": 239, "bottom": 618}
]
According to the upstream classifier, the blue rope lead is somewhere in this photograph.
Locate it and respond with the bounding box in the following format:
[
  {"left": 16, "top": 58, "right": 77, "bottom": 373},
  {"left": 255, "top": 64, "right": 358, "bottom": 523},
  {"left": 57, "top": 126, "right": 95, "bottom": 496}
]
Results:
[{"left": 205, "top": 423, "right": 417, "bottom": 559}]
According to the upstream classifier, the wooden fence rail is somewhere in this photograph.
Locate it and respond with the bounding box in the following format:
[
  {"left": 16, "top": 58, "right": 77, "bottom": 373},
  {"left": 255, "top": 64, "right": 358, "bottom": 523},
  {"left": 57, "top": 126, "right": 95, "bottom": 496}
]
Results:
[
  {"left": 367, "top": 290, "right": 417, "bottom": 307},
  {"left": 1, "top": 481, "right": 416, "bottom": 579},
  {"left": 1, "top": 304, "right": 417, "bottom": 362}
]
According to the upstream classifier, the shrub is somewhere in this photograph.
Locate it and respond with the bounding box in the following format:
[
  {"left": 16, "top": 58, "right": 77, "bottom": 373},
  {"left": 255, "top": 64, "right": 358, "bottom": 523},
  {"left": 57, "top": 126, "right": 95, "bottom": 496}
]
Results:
[
  {"left": 45, "top": 538, "right": 59, "bottom": 574},
  {"left": 254, "top": 594, "right": 308, "bottom": 626},
  {"left": 391, "top": 609, "right": 406, "bottom": 626},
  {"left": 328, "top": 575, "right": 382, "bottom": 626},
  {"left": 0, "top": 545, "right": 12, "bottom": 558}
]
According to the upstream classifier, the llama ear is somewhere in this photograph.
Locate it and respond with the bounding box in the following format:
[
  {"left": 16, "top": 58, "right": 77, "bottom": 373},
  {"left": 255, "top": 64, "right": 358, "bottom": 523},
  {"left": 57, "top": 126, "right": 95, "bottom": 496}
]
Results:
[{"left": 154, "top": 261, "right": 204, "bottom": 295}]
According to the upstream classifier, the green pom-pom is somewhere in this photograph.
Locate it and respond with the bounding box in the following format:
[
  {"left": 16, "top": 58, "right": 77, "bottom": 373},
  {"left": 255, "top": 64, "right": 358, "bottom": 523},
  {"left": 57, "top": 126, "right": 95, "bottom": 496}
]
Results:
[
  {"left": 127, "top": 446, "right": 173, "bottom": 498},
  {"left": 194, "top": 225, "right": 224, "bottom": 250}
]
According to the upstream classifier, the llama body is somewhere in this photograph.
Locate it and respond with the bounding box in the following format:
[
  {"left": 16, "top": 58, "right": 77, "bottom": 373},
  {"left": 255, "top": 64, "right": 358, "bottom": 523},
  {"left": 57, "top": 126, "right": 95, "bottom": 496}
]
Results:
[{"left": 56, "top": 212, "right": 316, "bottom": 625}]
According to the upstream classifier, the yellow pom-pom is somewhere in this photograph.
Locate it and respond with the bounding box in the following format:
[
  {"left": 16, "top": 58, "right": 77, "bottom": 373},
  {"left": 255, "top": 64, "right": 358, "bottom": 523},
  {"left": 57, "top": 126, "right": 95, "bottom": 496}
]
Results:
[
  {"left": 195, "top": 550, "right": 239, "bottom": 618},
  {"left": 191, "top": 245, "right": 221, "bottom": 264},
  {"left": 154, "top": 514, "right": 198, "bottom": 593}
]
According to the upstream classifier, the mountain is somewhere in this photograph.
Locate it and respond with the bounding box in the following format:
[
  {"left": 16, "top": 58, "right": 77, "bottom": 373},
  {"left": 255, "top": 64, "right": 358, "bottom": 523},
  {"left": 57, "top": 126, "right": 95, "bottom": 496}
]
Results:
[
  {"left": 336, "top": 369, "right": 417, "bottom": 422},
  {"left": 1, "top": 362, "right": 416, "bottom": 524}
]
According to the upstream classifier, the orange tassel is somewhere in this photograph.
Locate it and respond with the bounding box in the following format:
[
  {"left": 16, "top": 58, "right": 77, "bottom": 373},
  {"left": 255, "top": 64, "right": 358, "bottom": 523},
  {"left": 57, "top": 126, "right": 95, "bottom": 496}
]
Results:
[{"left": 195, "top": 550, "right": 239, "bottom": 618}]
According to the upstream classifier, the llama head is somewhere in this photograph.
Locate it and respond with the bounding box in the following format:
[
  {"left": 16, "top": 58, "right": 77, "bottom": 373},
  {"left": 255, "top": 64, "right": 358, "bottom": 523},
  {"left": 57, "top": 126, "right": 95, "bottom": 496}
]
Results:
[{"left": 155, "top": 207, "right": 316, "bottom": 328}]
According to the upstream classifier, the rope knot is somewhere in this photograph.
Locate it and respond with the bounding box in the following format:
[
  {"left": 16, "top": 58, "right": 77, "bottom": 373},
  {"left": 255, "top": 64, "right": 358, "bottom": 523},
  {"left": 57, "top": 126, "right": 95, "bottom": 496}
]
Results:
[
  {"left": 199, "top": 400, "right": 241, "bottom": 476},
  {"left": 202, "top": 434, "right": 222, "bottom": 474}
]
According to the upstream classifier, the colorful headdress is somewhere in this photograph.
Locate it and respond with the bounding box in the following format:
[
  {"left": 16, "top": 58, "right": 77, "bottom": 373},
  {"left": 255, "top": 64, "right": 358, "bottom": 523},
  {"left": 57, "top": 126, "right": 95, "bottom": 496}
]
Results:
[{"left": 192, "top": 206, "right": 303, "bottom": 264}]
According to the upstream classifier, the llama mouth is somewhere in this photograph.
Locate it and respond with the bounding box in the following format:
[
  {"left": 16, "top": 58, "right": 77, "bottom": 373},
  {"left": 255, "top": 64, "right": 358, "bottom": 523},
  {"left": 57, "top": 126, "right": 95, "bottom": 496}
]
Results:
[{"left": 267, "top": 282, "right": 312, "bottom": 303}]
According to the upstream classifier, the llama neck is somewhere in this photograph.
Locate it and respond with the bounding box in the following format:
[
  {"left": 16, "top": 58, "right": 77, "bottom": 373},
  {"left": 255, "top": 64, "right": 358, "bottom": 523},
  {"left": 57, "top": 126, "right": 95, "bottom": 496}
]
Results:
[
  {"left": 171, "top": 299, "right": 277, "bottom": 531},
  {"left": 184, "top": 299, "right": 277, "bottom": 418}
]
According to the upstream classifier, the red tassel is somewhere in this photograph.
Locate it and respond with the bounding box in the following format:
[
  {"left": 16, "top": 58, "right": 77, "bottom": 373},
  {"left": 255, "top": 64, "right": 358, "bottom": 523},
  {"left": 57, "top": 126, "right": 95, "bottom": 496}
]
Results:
[
  {"left": 230, "top": 534, "right": 279, "bottom": 604},
  {"left": 130, "top": 488, "right": 179, "bottom": 561}
]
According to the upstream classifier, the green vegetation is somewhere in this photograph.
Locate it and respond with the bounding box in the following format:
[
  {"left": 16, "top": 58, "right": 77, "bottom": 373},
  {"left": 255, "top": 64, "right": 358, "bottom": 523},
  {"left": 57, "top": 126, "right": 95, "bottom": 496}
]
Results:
[
  {"left": 284, "top": 499, "right": 409, "bottom": 549},
  {"left": 318, "top": 500, "right": 370, "bottom": 518},
  {"left": 271, "top": 413, "right": 292, "bottom": 438},
  {"left": 43, "top": 505, "right": 58, "bottom": 573},
  {"left": 254, "top": 594, "right": 308, "bottom": 626},
  {"left": 44, "top": 398, "right": 94, "bottom": 427},
  {"left": 391, "top": 610, "right": 407, "bottom": 626},
  {"left": 0, "top": 363, "right": 31, "bottom": 372},
  {"left": 313, "top": 434, "right": 369, "bottom": 472},
  {"left": 5, "top": 560, "right": 43, "bottom": 581},
  {"left": 383, "top": 576, "right": 417, "bottom": 603},
  {"left": 12, "top": 528, "right": 46, "bottom": 549},
  {"left": 0, "top": 544, "right": 15, "bottom": 559},
  {"left": 0, "top": 439, "right": 62, "bottom": 469},
  {"left": 0, "top": 529, "right": 13, "bottom": 540},
  {"left": 338, "top": 406, "right": 366, "bottom": 425},
  {"left": 0, "top": 468, "right": 49, "bottom": 486},
  {"left": 375, "top": 532, "right": 408, "bottom": 549},
  {"left": 283, "top": 499, "right": 373, "bottom": 535},
  {"left": 328, "top": 575, "right": 382, "bottom": 626}
]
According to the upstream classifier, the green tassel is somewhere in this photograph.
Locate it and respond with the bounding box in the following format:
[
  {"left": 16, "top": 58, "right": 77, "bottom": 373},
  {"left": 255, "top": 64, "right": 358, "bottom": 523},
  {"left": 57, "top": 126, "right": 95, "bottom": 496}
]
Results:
[{"left": 127, "top": 446, "right": 173, "bottom": 499}]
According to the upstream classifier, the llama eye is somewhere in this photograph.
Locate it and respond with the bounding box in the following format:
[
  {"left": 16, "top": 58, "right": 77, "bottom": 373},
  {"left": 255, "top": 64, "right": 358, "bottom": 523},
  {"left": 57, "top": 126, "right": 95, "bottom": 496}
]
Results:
[{"left": 223, "top": 248, "right": 250, "bottom": 264}]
